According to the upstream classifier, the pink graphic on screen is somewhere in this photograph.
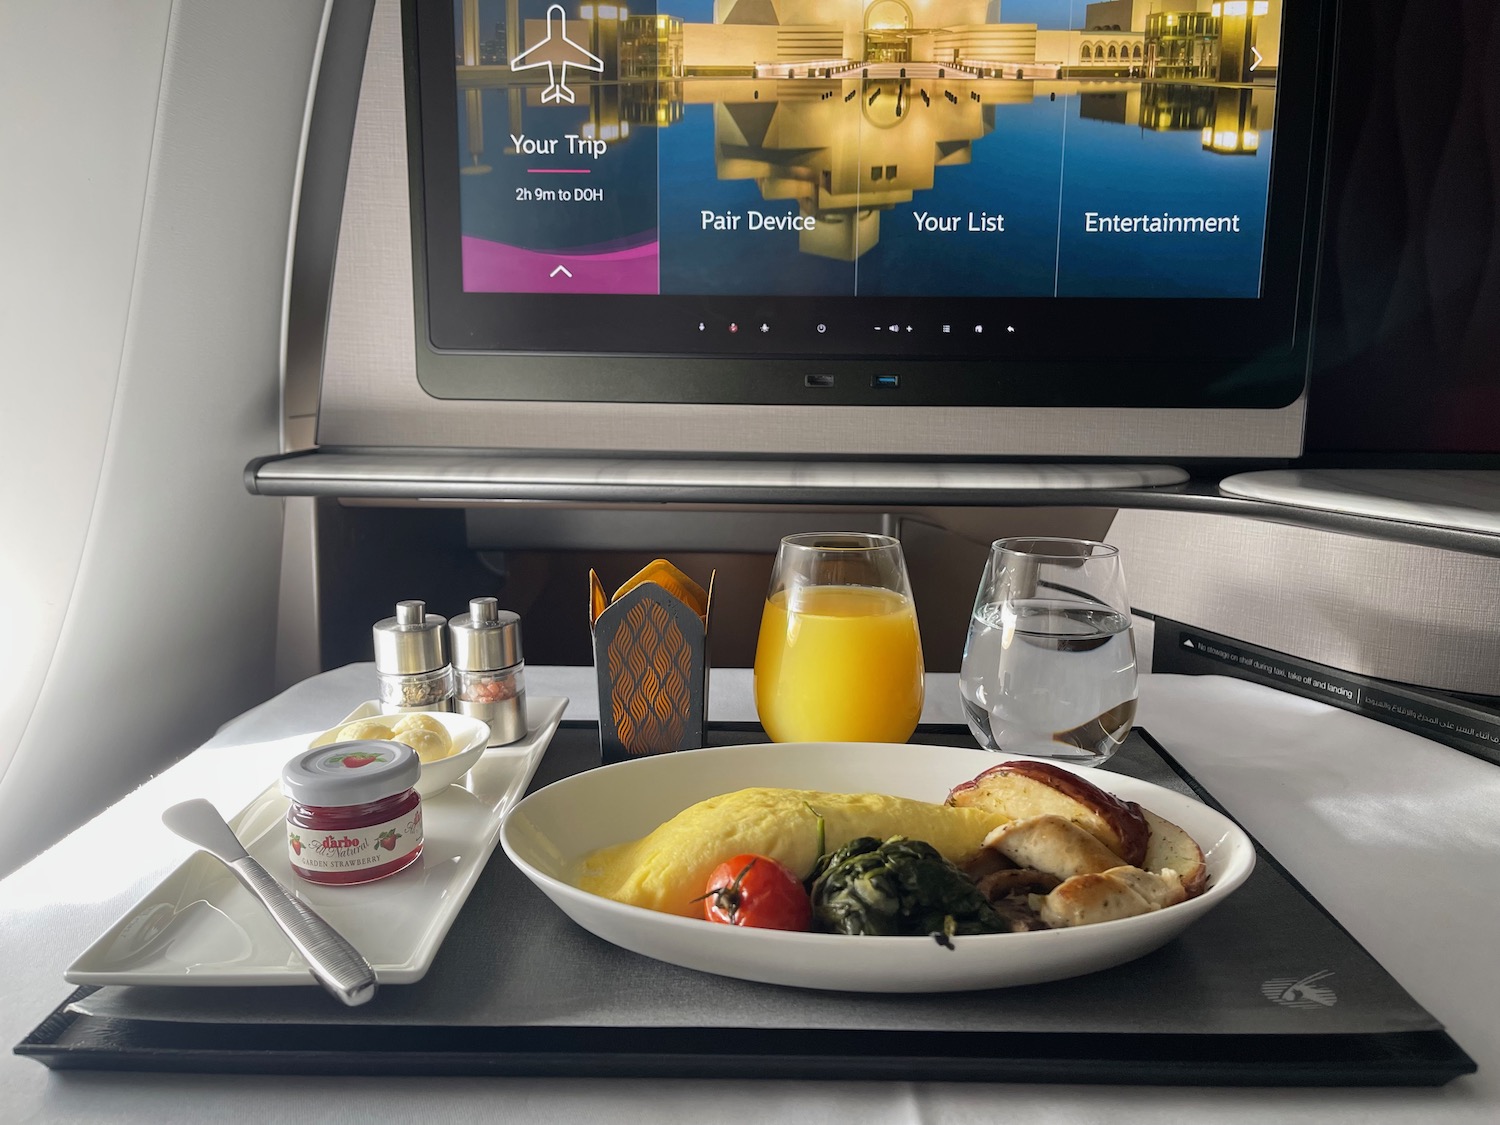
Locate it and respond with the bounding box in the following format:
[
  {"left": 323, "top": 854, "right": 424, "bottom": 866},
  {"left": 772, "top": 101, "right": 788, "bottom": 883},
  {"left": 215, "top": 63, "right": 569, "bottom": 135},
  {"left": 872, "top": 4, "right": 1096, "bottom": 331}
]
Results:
[{"left": 462, "top": 235, "right": 658, "bottom": 294}]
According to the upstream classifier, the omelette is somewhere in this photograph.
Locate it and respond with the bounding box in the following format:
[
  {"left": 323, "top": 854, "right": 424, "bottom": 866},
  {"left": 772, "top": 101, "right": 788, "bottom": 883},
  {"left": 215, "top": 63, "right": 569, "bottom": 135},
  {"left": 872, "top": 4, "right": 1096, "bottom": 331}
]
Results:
[{"left": 576, "top": 787, "right": 1009, "bottom": 918}]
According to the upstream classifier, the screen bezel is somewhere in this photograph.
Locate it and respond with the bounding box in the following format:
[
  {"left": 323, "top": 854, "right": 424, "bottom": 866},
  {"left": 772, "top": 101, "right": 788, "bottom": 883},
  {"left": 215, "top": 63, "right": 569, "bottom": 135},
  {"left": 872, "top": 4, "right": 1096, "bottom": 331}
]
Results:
[{"left": 403, "top": 0, "right": 1335, "bottom": 409}]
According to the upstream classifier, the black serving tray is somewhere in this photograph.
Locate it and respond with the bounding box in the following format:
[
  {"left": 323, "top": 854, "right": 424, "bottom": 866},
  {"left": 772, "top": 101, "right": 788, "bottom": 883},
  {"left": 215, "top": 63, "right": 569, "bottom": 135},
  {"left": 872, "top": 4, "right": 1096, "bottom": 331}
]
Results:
[{"left": 15, "top": 723, "right": 1478, "bottom": 1085}]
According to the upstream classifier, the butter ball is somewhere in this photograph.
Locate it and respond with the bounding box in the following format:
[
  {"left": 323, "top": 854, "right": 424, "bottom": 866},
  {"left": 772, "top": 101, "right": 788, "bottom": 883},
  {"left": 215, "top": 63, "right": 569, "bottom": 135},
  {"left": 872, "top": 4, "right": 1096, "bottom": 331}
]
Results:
[
  {"left": 336, "top": 718, "right": 395, "bottom": 742},
  {"left": 392, "top": 726, "right": 451, "bottom": 763},
  {"left": 391, "top": 713, "right": 447, "bottom": 738}
]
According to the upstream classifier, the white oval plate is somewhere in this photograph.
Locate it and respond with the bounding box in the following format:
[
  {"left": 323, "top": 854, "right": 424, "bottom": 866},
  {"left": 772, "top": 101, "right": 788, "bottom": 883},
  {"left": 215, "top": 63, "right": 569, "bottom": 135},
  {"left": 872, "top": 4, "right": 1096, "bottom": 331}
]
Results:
[
  {"left": 500, "top": 742, "right": 1255, "bottom": 992},
  {"left": 309, "top": 704, "right": 490, "bottom": 798}
]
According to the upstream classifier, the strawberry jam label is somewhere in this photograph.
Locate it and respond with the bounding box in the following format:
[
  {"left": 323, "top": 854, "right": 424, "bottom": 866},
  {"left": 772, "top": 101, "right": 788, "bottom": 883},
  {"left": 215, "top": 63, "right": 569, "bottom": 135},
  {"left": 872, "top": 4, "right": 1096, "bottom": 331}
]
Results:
[{"left": 287, "top": 806, "right": 422, "bottom": 874}]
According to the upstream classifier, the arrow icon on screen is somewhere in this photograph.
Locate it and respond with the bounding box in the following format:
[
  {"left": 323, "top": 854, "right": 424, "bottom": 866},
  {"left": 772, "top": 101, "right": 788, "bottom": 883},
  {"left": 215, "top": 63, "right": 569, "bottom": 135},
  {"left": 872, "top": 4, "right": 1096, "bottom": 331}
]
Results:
[
  {"left": 1250, "top": 47, "right": 1263, "bottom": 71},
  {"left": 550, "top": 265, "right": 573, "bottom": 278}
]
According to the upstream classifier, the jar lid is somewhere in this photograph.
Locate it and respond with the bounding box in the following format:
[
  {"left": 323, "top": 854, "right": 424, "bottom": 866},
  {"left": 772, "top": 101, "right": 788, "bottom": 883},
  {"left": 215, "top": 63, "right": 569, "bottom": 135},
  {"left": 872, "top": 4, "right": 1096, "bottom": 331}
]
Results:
[
  {"left": 373, "top": 600, "right": 447, "bottom": 674},
  {"left": 448, "top": 597, "right": 523, "bottom": 671},
  {"left": 281, "top": 741, "right": 421, "bottom": 807}
]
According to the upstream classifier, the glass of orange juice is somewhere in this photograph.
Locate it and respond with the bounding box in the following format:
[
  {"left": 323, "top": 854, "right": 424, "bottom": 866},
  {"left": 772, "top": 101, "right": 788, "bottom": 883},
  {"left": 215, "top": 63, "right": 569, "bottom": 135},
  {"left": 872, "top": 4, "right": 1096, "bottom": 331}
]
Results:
[{"left": 754, "top": 533, "right": 924, "bottom": 743}]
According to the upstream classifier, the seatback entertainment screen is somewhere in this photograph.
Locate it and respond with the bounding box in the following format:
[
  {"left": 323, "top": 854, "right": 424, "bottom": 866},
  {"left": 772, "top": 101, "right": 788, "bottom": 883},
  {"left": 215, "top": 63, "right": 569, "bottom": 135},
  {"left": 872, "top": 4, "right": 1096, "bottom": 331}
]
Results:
[{"left": 407, "top": 0, "right": 1332, "bottom": 407}]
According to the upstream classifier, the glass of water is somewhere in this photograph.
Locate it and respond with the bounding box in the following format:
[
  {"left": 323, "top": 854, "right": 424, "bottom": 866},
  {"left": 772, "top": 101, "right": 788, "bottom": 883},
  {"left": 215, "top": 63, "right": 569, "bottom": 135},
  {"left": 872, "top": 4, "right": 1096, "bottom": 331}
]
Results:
[{"left": 958, "top": 537, "right": 1137, "bottom": 766}]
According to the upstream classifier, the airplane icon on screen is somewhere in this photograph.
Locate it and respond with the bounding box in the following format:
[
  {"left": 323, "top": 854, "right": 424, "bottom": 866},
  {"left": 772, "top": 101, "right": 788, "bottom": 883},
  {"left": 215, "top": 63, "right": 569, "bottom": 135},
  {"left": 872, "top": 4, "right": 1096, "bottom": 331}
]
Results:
[{"left": 509, "top": 6, "right": 603, "bottom": 105}]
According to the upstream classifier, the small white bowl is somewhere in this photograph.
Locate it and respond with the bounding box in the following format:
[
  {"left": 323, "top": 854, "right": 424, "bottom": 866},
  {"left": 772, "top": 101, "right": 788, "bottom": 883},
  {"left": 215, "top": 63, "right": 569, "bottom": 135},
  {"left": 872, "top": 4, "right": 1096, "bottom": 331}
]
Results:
[{"left": 309, "top": 703, "right": 491, "bottom": 797}]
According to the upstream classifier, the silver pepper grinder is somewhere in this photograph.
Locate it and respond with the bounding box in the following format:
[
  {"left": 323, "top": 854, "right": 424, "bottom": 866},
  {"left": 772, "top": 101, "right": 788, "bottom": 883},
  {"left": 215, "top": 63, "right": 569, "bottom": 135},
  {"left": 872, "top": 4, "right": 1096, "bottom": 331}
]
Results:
[
  {"left": 372, "top": 600, "right": 453, "bottom": 714},
  {"left": 448, "top": 597, "right": 526, "bottom": 746}
]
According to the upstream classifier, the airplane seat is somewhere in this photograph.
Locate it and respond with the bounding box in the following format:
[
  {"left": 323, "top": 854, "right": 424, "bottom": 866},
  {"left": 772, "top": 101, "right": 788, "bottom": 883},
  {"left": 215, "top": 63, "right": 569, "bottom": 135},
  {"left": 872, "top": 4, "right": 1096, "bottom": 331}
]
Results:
[{"left": 0, "top": 0, "right": 330, "bottom": 876}]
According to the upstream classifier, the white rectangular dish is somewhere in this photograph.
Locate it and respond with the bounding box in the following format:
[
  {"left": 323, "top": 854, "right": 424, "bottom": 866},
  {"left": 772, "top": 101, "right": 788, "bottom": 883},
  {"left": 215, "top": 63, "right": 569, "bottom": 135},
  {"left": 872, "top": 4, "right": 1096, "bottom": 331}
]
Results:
[{"left": 66, "top": 696, "right": 567, "bottom": 988}]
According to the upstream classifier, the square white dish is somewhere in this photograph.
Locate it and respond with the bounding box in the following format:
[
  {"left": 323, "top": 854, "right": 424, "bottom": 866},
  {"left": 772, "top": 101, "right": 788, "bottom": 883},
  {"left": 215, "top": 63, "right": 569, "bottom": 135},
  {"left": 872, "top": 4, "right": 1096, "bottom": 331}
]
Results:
[{"left": 67, "top": 696, "right": 567, "bottom": 988}]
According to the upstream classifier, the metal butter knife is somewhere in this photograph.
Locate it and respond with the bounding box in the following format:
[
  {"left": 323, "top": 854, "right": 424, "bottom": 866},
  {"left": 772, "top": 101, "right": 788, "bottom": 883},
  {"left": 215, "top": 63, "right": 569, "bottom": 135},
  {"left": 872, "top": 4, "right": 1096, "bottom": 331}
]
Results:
[{"left": 161, "top": 799, "right": 378, "bottom": 1007}]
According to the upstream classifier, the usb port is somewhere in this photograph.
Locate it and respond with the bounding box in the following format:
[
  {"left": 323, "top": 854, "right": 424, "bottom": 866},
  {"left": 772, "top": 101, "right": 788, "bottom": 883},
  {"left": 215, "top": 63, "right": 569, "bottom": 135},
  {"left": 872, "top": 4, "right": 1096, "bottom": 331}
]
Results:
[
  {"left": 805, "top": 374, "right": 835, "bottom": 387},
  {"left": 872, "top": 374, "right": 900, "bottom": 389}
]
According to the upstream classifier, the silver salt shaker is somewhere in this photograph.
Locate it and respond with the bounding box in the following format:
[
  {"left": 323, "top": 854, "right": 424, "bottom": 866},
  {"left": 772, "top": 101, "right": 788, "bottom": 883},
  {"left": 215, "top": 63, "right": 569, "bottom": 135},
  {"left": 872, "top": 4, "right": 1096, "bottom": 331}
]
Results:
[
  {"left": 448, "top": 597, "right": 526, "bottom": 746},
  {"left": 372, "top": 600, "right": 453, "bottom": 714}
]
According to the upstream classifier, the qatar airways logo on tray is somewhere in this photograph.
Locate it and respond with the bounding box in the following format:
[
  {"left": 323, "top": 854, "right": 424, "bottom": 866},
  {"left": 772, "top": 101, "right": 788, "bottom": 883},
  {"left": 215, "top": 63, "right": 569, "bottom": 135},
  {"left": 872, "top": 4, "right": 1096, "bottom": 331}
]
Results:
[{"left": 1261, "top": 970, "right": 1338, "bottom": 1009}]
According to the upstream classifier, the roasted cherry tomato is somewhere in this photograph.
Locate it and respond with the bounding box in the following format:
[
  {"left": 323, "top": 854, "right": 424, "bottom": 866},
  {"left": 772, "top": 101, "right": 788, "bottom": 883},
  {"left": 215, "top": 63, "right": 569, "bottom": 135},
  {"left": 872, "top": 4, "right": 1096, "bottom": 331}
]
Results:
[{"left": 699, "top": 854, "right": 812, "bottom": 931}]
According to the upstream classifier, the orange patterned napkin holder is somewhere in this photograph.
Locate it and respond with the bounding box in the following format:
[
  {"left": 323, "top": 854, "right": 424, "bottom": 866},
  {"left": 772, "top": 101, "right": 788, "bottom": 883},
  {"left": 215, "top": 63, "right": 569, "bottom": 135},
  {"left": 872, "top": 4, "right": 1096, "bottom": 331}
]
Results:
[{"left": 589, "top": 560, "right": 715, "bottom": 765}]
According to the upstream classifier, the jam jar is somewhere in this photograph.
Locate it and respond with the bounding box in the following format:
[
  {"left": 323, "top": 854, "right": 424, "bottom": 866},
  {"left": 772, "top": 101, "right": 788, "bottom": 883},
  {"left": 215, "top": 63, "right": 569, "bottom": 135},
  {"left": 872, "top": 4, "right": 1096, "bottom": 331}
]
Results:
[{"left": 281, "top": 742, "right": 423, "bottom": 886}]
